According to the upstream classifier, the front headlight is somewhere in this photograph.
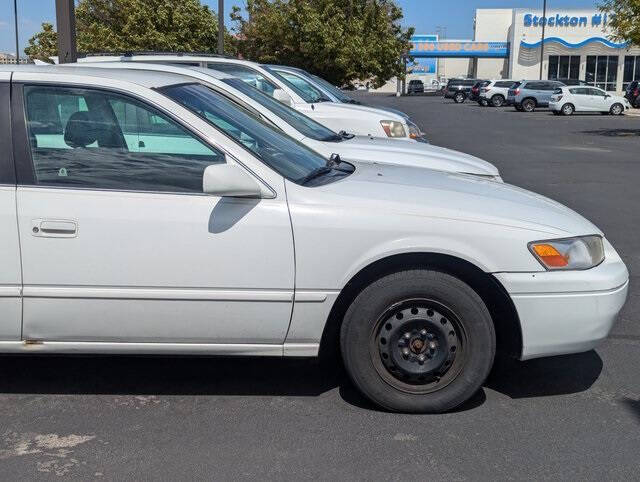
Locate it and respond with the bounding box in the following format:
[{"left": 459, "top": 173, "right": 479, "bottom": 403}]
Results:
[
  {"left": 528, "top": 235, "right": 604, "bottom": 270},
  {"left": 380, "top": 120, "right": 407, "bottom": 138},
  {"left": 407, "top": 121, "right": 428, "bottom": 142}
]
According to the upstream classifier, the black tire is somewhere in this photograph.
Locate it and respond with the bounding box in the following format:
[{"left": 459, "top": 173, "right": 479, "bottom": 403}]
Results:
[
  {"left": 561, "top": 103, "right": 574, "bottom": 116},
  {"left": 491, "top": 94, "right": 505, "bottom": 107},
  {"left": 454, "top": 92, "right": 466, "bottom": 103},
  {"left": 522, "top": 98, "right": 536, "bottom": 112},
  {"left": 610, "top": 103, "right": 624, "bottom": 115},
  {"left": 340, "top": 269, "right": 495, "bottom": 414}
]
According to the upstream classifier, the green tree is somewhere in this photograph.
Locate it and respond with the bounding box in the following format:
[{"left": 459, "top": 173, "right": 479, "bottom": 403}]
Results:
[
  {"left": 598, "top": 0, "right": 640, "bottom": 45},
  {"left": 24, "top": 22, "right": 58, "bottom": 62},
  {"left": 231, "top": 0, "right": 414, "bottom": 88},
  {"left": 25, "top": 0, "right": 234, "bottom": 60}
]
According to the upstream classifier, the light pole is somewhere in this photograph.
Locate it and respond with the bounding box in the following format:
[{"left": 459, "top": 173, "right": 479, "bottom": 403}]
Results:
[
  {"left": 539, "top": 0, "right": 547, "bottom": 80},
  {"left": 55, "top": 0, "right": 77, "bottom": 63},
  {"left": 218, "top": 0, "right": 224, "bottom": 55},
  {"left": 13, "top": 0, "right": 19, "bottom": 62}
]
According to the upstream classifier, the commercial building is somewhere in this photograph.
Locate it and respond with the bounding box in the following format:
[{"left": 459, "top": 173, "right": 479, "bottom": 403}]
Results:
[
  {"left": 0, "top": 53, "right": 29, "bottom": 65},
  {"left": 384, "top": 8, "right": 640, "bottom": 94}
]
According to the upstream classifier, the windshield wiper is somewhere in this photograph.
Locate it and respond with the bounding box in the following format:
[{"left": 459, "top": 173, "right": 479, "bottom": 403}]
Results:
[{"left": 299, "top": 154, "right": 350, "bottom": 185}]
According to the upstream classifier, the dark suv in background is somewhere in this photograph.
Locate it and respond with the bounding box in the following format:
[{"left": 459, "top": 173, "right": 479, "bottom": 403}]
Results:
[
  {"left": 407, "top": 79, "right": 425, "bottom": 95},
  {"left": 444, "top": 78, "right": 482, "bottom": 103},
  {"left": 625, "top": 81, "right": 640, "bottom": 108}
]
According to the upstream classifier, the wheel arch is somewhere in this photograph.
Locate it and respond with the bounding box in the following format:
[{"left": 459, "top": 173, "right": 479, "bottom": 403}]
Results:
[{"left": 319, "top": 252, "right": 523, "bottom": 363}]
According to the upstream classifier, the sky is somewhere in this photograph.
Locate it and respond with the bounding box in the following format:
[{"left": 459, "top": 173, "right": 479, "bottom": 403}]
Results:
[{"left": 0, "top": 0, "right": 600, "bottom": 56}]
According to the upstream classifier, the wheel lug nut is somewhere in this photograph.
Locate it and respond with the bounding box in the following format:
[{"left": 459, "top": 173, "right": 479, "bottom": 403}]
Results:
[
  {"left": 401, "top": 348, "right": 410, "bottom": 358},
  {"left": 420, "top": 329, "right": 427, "bottom": 338},
  {"left": 403, "top": 333, "right": 411, "bottom": 339},
  {"left": 417, "top": 354, "right": 426, "bottom": 364},
  {"left": 429, "top": 341, "right": 437, "bottom": 350}
]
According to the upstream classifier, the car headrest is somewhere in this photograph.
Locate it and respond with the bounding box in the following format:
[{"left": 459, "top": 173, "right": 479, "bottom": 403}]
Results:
[{"left": 64, "top": 111, "right": 98, "bottom": 148}]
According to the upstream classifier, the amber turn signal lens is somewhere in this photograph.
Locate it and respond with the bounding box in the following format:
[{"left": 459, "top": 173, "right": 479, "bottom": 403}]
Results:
[{"left": 531, "top": 243, "right": 569, "bottom": 267}]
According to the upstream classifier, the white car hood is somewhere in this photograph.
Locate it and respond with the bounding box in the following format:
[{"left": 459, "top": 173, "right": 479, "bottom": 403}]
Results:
[
  {"left": 310, "top": 101, "right": 406, "bottom": 121},
  {"left": 319, "top": 162, "right": 599, "bottom": 236},
  {"left": 333, "top": 136, "right": 500, "bottom": 177}
]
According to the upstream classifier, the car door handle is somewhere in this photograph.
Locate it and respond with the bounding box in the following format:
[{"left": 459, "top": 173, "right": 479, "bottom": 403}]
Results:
[{"left": 32, "top": 219, "right": 78, "bottom": 238}]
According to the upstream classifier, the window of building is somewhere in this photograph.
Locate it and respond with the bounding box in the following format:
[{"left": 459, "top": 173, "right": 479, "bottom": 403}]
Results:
[
  {"left": 586, "top": 55, "right": 618, "bottom": 91},
  {"left": 548, "top": 56, "right": 580, "bottom": 80},
  {"left": 623, "top": 56, "right": 640, "bottom": 91},
  {"left": 24, "top": 86, "right": 224, "bottom": 193}
]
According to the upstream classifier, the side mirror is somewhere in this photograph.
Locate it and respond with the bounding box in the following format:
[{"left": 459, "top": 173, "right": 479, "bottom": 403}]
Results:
[
  {"left": 202, "top": 164, "right": 263, "bottom": 198},
  {"left": 273, "top": 88, "right": 293, "bottom": 106}
]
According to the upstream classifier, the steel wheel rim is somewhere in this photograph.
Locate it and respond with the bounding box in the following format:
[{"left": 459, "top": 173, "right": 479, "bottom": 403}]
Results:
[
  {"left": 612, "top": 104, "right": 622, "bottom": 115},
  {"left": 524, "top": 101, "right": 534, "bottom": 112},
  {"left": 369, "top": 298, "right": 468, "bottom": 395},
  {"left": 563, "top": 105, "right": 573, "bottom": 115}
]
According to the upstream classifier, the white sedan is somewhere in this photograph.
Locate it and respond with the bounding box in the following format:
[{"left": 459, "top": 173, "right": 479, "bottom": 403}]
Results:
[
  {"left": 80, "top": 54, "right": 424, "bottom": 141},
  {"left": 70, "top": 61, "right": 501, "bottom": 180},
  {"left": 550, "top": 86, "right": 632, "bottom": 115},
  {"left": 0, "top": 65, "right": 628, "bottom": 413}
]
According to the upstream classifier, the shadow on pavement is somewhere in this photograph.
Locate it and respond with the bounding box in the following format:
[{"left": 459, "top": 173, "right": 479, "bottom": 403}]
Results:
[
  {"left": 0, "top": 350, "right": 602, "bottom": 411},
  {"left": 621, "top": 398, "right": 640, "bottom": 424},
  {"left": 486, "top": 350, "right": 603, "bottom": 399},
  {"left": 582, "top": 128, "right": 640, "bottom": 137}
]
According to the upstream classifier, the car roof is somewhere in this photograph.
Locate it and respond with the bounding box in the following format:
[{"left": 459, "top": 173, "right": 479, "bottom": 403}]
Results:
[
  {"left": 265, "top": 64, "right": 305, "bottom": 74},
  {"left": 0, "top": 64, "right": 200, "bottom": 89},
  {"left": 70, "top": 61, "right": 235, "bottom": 80},
  {"left": 80, "top": 54, "right": 263, "bottom": 69}
]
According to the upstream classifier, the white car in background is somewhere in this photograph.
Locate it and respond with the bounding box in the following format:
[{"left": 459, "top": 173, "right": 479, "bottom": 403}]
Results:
[
  {"left": 72, "top": 61, "right": 500, "bottom": 180},
  {"left": 79, "top": 54, "right": 425, "bottom": 141},
  {"left": 267, "top": 64, "right": 411, "bottom": 120},
  {"left": 478, "top": 79, "right": 517, "bottom": 107},
  {"left": 550, "top": 86, "right": 631, "bottom": 115},
  {"left": 0, "top": 66, "right": 628, "bottom": 413}
]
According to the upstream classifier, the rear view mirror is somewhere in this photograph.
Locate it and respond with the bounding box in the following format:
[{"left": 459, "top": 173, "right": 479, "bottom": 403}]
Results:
[
  {"left": 202, "top": 164, "right": 263, "bottom": 198},
  {"left": 273, "top": 88, "right": 293, "bottom": 106}
]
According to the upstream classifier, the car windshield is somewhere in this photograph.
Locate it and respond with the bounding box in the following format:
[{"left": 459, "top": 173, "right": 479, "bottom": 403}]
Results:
[
  {"left": 309, "top": 73, "right": 357, "bottom": 103},
  {"left": 222, "top": 78, "right": 342, "bottom": 142},
  {"left": 160, "top": 83, "right": 347, "bottom": 185},
  {"left": 263, "top": 66, "right": 332, "bottom": 103}
]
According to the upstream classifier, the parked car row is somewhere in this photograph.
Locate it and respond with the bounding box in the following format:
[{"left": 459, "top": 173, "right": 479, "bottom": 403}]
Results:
[
  {"left": 0, "top": 56, "right": 628, "bottom": 414},
  {"left": 445, "top": 76, "right": 634, "bottom": 115}
]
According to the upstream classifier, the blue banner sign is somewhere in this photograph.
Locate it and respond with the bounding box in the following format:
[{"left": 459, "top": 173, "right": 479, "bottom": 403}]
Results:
[{"left": 410, "top": 41, "right": 509, "bottom": 58}]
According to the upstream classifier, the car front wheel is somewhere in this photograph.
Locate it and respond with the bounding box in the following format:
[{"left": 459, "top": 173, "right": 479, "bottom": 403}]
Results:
[
  {"left": 340, "top": 269, "right": 495, "bottom": 413},
  {"left": 522, "top": 99, "right": 536, "bottom": 112},
  {"left": 454, "top": 92, "right": 466, "bottom": 103},
  {"left": 610, "top": 103, "right": 623, "bottom": 115},
  {"left": 491, "top": 95, "right": 505, "bottom": 107}
]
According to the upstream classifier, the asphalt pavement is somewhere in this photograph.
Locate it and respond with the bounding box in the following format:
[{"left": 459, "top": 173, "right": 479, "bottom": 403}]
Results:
[{"left": 1, "top": 94, "right": 639, "bottom": 480}]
